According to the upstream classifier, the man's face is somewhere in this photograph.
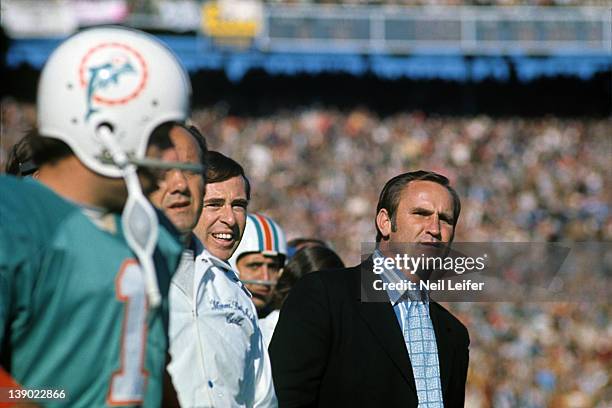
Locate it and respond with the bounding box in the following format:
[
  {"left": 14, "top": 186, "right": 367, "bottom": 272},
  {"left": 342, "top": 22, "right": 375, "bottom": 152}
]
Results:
[
  {"left": 138, "top": 144, "right": 175, "bottom": 197},
  {"left": 149, "top": 126, "right": 204, "bottom": 236},
  {"left": 194, "top": 176, "right": 248, "bottom": 261},
  {"left": 101, "top": 142, "right": 175, "bottom": 212},
  {"left": 378, "top": 180, "right": 456, "bottom": 246},
  {"left": 236, "top": 252, "right": 283, "bottom": 310}
]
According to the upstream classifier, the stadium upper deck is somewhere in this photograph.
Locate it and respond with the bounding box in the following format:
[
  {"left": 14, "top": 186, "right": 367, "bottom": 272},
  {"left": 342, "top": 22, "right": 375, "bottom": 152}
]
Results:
[{"left": 3, "top": 1, "right": 611, "bottom": 83}]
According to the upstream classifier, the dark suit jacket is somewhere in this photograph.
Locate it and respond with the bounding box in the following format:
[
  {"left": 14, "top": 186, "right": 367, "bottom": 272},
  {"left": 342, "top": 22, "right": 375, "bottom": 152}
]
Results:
[{"left": 269, "top": 258, "right": 469, "bottom": 408}]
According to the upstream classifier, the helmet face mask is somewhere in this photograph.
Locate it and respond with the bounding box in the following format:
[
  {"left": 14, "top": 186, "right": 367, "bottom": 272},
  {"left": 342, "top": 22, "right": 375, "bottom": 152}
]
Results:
[{"left": 37, "top": 26, "right": 193, "bottom": 178}]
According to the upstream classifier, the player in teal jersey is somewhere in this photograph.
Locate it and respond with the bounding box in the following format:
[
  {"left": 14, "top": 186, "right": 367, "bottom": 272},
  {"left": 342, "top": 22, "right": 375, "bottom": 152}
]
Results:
[
  {"left": 0, "top": 176, "right": 182, "bottom": 406},
  {"left": 0, "top": 27, "right": 204, "bottom": 407}
]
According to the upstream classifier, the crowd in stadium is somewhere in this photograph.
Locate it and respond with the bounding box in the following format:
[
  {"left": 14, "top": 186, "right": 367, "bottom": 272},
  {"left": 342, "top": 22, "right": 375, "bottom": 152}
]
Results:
[
  {"left": 1, "top": 98, "right": 610, "bottom": 406},
  {"left": 185, "top": 106, "right": 611, "bottom": 257}
]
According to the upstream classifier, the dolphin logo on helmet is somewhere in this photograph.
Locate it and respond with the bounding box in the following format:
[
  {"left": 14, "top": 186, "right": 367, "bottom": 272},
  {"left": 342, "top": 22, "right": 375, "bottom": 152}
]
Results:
[{"left": 81, "top": 45, "right": 144, "bottom": 121}]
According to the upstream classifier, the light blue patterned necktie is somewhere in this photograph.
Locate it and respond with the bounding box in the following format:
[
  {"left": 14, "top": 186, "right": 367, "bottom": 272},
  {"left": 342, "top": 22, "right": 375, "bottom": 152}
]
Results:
[{"left": 404, "top": 298, "right": 444, "bottom": 407}]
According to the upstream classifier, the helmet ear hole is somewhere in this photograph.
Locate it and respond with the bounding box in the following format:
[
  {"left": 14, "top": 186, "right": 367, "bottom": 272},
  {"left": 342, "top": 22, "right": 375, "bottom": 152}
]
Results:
[{"left": 97, "top": 122, "right": 115, "bottom": 134}]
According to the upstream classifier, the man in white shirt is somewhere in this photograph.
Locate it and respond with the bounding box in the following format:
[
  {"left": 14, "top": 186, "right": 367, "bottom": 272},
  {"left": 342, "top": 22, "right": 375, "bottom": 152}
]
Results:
[{"left": 151, "top": 140, "right": 276, "bottom": 407}]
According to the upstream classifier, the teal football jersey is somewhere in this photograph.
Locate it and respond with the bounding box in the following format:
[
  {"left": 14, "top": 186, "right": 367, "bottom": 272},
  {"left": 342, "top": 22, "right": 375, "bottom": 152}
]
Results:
[{"left": 0, "top": 176, "right": 183, "bottom": 407}]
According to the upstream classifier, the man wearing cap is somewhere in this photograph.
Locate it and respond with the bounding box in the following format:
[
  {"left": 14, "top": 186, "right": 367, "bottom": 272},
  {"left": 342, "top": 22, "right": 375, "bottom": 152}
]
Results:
[{"left": 229, "top": 213, "right": 287, "bottom": 319}]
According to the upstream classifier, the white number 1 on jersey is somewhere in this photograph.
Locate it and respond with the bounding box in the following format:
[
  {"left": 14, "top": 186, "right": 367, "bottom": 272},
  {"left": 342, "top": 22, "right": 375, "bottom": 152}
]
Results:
[{"left": 108, "top": 260, "right": 148, "bottom": 405}]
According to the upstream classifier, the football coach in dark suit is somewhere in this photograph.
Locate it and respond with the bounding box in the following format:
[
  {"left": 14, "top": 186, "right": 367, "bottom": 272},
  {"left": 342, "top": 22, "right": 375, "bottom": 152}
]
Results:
[{"left": 269, "top": 170, "right": 469, "bottom": 408}]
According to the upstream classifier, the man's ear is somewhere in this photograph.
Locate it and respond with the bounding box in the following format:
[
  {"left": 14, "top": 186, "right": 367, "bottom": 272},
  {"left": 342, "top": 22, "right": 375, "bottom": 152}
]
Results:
[{"left": 376, "top": 209, "right": 392, "bottom": 240}]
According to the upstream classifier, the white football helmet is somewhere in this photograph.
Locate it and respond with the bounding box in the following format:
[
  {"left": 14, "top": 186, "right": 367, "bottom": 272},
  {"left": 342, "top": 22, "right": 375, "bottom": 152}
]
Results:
[
  {"left": 37, "top": 27, "right": 199, "bottom": 307},
  {"left": 229, "top": 213, "right": 287, "bottom": 276},
  {"left": 37, "top": 26, "right": 192, "bottom": 178}
]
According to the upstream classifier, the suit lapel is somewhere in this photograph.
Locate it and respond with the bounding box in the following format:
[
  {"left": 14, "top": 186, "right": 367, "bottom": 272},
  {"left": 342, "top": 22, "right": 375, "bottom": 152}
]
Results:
[
  {"left": 429, "top": 303, "right": 455, "bottom": 395},
  {"left": 352, "top": 260, "right": 417, "bottom": 393}
]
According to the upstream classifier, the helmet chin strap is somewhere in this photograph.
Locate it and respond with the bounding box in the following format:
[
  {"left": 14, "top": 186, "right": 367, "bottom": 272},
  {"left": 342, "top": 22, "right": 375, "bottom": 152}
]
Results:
[{"left": 97, "top": 125, "right": 161, "bottom": 308}]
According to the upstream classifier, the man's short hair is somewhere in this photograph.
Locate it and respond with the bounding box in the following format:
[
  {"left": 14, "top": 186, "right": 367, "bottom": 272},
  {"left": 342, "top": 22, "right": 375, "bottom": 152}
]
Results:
[
  {"left": 185, "top": 125, "right": 208, "bottom": 166},
  {"left": 30, "top": 134, "right": 73, "bottom": 167},
  {"left": 375, "top": 170, "right": 461, "bottom": 242},
  {"left": 206, "top": 151, "right": 251, "bottom": 201},
  {"left": 150, "top": 122, "right": 208, "bottom": 164},
  {"left": 287, "top": 237, "right": 329, "bottom": 258}
]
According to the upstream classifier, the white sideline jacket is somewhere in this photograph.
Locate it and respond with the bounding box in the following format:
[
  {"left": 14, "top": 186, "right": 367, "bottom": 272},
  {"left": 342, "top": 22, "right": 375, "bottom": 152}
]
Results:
[
  {"left": 167, "top": 237, "right": 277, "bottom": 408},
  {"left": 259, "top": 310, "right": 280, "bottom": 350}
]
